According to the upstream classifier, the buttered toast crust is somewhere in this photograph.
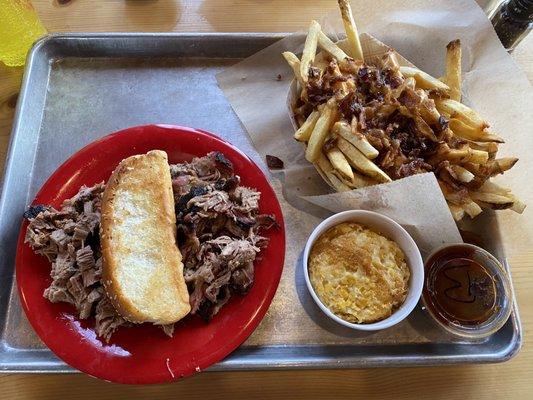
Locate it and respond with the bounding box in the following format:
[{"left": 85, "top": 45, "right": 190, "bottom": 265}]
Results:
[{"left": 100, "top": 150, "right": 190, "bottom": 324}]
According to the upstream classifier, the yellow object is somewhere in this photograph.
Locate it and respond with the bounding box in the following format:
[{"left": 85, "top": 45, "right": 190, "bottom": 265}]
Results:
[
  {"left": 0, "top": 0, "right": 46, "bottom": 67},
  {"left": 308, "top": 222, "right": 410, "bottom": 324}
]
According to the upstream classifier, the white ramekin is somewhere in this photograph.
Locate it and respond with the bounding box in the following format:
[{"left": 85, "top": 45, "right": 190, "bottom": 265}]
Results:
[{"left": 303, "top": 210, "right": 424, "bottom": 331}]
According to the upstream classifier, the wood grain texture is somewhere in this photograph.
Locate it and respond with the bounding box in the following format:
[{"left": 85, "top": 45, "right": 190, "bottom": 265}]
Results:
[
  {"left": 0, "top": 1, "right": 532, "bottom": 398},
  {"left": 31, "top": 0, "right": 337, "bottom": 33}
]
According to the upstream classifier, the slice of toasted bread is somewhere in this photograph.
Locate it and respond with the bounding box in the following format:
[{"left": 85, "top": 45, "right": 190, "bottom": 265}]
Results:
[{"left": 100, "top": 150, "right": 190, "bottom": 325}]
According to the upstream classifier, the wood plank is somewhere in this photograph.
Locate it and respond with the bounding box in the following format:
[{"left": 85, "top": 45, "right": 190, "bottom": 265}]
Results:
[{"left": 31, "top": 0, "right": 336, "bottom": 33}]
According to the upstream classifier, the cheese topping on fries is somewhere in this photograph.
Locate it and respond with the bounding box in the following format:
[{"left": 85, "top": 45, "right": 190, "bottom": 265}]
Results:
[{"left": 283, "top": 0, "right": 524, "bottom": 220}]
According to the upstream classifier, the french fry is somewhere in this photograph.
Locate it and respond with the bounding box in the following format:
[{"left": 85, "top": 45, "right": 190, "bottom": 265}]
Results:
[
  {"left": 326, "top": 146, "right": 354, "bottom": 181},
  {"left": 328, "top": 174, "right": 352, "bottom": 192},
  {"left": 464, "top": 140, "right": 499, "bottom": 154},
  {"left": 476, "top": 194, "right": 524, "bottom": 213},
  {"left": 474, "top": 200, "right": 513, "bottom": 210},
  {"left": 315, "top": 153, "right": 351, "bottom": 192},
  {"left": 440, "top": 182, "right": 462, "bottom": 205},
  {"left": 337, "top": 137, "right": 392, "bottom": 183},
  {"left": 435, "top": 98, "right": 488, "bottom": 130},
  {"left": 300, "top": 20, "right": 321, "bottom": 82},
  {"left": 399, "top": 66, "right": 451, "bottom": 95},
  {"left": 351, "top": 170, "right": 378, "bottom": 188},
  {"left": 487, "top": 158, "right": 519, "bottom": 176},
  {"left": 449, "top": 119, "right": 504, "bottom": 143},
  {"left": 282, "top": 51, "right": 304, "bottom": 85},
  {"left": 478, "top": 180, "right": 511, "bottom": 195},
  {"left": 463, "top": 159, "right": 518, "bottom": 179},
  {"left": 414, "top": 115, "right": 438, "bottom": 141},
  {"left": 466, "top": 149, "right": 490, "bottom": 164},
  {"left": 412, "top": 88, "right": 443, "bottom": 125},
  {"left": 421, "top": 102, "right": 443, "bottom": 125},
  {"left": 313, "top": 51, "right": 330, "bottom": 73},
  {"left": 448, "top": 203, "right": 465, "bottom": 221},
  {"left": 332, "top": 168, "right": 377, "bottom": 189},
  {"left": 305, "top": 105, "right": 336, "bottom": 162},
  {"left": 317, "top": 31, "right": 349, "bottom": 61},
  {"left": 478, "top": 181, "right": 526, "bottom": 213},
  {"left": 470, "top": 191, "right": 515, "bottom": 206},
  {"left": 444, "top": 39, "right": 462, "bottom": 101},
  {"left": 332, "top": 121, "right": 379, "bottom": 159},
  {"left": 404, "top": 76, "right": 416, "bottom": 89},
  {"left": 337, "top": 0, "right": 364, "bottom": 60},
  {"left": 381, "top": 50, "right": 400, "bottom": 69},
  {"left": 464, "top": 199, "right": 483, "bottom": 218},
  {"left": 439, "top": 147, "right": 489, "bottom": 164},
  {"left": 511, "top": 199, "right": 527, "bottom": 213},
  {"left": 442, "top": 187, "right": 482, "bottom": 219},
  {"left": 451, "top": 165, "right": 475, "bottom": 183},
  {"left": 294, "top": 110, "right": 320, "bottom": 141}
]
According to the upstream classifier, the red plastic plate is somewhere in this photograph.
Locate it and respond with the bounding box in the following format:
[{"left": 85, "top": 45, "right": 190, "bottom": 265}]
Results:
[{"left": 15, "top": 125, "right": 285, "bottom": 384}]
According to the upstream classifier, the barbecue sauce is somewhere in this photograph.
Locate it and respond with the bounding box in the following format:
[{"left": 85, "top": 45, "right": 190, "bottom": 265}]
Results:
[{"left": 423, "top": 246, "right": 498, "bottom": 326}]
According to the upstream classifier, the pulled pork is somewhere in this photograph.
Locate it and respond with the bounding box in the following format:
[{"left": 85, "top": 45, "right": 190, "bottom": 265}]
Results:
[
  {"left": 24, "top": 151, "right": 277, "bottom": 340},
  {"left": 171, "top": 151, "right": 278, "bottom": 320},
  {"left": 24, "top": 183, "right": 129, "bottom": 341}
]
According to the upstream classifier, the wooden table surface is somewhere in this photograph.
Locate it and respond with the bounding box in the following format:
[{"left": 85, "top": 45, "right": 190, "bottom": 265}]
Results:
[{"left": 1, "top": 1, "right": 532, "bottom": 398}]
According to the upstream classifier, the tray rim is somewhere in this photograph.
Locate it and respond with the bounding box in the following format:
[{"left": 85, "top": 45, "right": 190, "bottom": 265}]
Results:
[{"left": 0, "top": 32, "right": 522, "bottom": 373}]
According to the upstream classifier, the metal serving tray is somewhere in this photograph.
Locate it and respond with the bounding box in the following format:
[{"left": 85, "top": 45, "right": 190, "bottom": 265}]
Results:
[{"left": 0, "top": 33, "right": 521, "bottom": 372}]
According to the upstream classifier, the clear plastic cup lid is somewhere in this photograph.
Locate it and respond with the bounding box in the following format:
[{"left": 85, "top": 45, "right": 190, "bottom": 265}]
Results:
[{"left": 421, "top": 243, "right": 512, "bottom": 339}]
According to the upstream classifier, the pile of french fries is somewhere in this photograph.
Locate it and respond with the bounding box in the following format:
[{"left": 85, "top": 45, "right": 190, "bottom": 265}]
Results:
[{"left": 282, "top": 0, "right": 524, "bottom": 221}]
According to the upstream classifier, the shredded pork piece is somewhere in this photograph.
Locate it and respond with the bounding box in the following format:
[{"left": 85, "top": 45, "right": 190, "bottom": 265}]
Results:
[
  {"left": 24, "top": 183, "right": 129, "bottom": 341},
  {"left": 171, "top": 152, "right": 278, "bottom": 321}
]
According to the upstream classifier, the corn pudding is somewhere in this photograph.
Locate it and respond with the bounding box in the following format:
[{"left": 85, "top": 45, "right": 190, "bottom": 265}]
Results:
[{"left": 308, "top": 222, "right": 410, "bottom": 323}]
